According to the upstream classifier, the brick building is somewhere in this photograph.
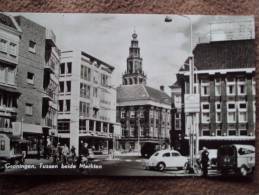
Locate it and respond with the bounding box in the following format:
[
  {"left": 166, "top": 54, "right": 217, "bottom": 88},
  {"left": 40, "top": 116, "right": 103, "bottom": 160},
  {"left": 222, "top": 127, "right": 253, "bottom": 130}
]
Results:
[
  {"left": 0, "top": 13, "right": 21, "bottom": 133},
  {"left": 171, "top": 39, "right": 256, "bottom": 154},
  {"left": 117, "top": 32, "right": 171, "bottom": 152},
  {"left": 58, "top": 50, "right": 120, "bottom": 155},
  {"left": 14, "top": 16, "right": 60, "bottom": 156}
]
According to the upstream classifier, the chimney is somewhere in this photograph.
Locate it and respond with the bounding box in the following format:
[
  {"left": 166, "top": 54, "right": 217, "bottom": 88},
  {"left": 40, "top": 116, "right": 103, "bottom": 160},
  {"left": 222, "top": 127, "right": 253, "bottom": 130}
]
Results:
[{"left": 160, "top": 85, "right": 164, "bottom": 91}]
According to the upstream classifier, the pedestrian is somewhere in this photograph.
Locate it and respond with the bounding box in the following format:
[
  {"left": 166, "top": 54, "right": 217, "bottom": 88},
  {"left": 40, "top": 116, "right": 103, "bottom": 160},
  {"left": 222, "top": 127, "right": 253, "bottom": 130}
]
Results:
[
  {"left": 57, "top": 143, "right": 62, "bottom": 161},
  {"left": 70, "top": 145, "right": 76, "bottom": 162},
  {"left": 62, "top": 144, "right": 69, "bottom": 164},
  {"left": 201, "top": 146, "right": 209, "bottom": 177}
]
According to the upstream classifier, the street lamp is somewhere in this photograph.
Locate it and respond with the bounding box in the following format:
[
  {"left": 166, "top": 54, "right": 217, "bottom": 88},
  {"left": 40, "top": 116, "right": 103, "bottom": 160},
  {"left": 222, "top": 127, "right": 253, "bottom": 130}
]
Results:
[{"left": 165, "top": 15, "right": 199, "bottom": 173}]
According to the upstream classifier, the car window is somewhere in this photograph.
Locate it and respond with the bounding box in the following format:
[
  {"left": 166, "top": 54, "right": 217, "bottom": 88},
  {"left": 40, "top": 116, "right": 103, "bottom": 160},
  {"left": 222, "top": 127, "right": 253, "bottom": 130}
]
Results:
[
  {"left": 238, "top": 148, "right": 255, "bottom": 155},
  {"left": 171, "top": 152, "right": 180, "bottom": 157},
  {"left": 162, "top": 152, "right": 170, "bottom": 157},
  {"left": 154, "top": 152, "right": 159, "bottom": 156}
]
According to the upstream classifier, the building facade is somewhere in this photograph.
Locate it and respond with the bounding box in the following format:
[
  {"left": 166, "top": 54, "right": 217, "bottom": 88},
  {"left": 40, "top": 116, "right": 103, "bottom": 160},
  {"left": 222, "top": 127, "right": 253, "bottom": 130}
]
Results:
[
  {"left": 58, "top": 50, "right": 119, "bottom": 155},
  {"left": 117, "top": 32, "right": 171, "bottom": 152},
  {"left": 14, "top": 16, "right": 60, "bottom": 156},
  {"left": 171, "top": 39, "right": 256, "bottom": 154},
  {"left": 0, "top": 14, "right": 21, "bottom": 134}
]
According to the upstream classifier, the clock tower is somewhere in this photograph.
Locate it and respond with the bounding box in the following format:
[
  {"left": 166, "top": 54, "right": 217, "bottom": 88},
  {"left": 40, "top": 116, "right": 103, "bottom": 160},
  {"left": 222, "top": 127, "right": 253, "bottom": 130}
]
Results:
[{"left": 122, "top": 31, "right": 146, "bottom": 85}]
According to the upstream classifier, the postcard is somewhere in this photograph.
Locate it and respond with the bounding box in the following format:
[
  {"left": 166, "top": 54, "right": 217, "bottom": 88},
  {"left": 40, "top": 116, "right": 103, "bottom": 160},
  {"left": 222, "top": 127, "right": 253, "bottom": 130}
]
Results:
[{"left": 0, "top": 13, "right": 255, "bottom": 177}]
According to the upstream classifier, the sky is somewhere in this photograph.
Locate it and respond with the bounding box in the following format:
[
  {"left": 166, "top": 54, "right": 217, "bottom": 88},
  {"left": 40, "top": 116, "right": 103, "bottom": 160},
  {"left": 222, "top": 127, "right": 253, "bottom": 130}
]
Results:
[{"left": 9, "top": 13, "right": 255, "bottom": 94}]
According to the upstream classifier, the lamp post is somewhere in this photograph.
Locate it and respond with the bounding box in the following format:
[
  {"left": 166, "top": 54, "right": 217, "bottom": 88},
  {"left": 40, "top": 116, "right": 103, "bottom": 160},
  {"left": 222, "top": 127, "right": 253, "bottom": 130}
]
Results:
[{"left": 165, "top": 15, "right": 199, "bottom": 173}]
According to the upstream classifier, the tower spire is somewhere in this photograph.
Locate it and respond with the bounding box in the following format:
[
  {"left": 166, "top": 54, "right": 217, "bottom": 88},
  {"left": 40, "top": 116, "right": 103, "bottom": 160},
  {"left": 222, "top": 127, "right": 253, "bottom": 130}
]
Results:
[{"left": 122, "top": 31, "right": 146, "bottom": 85}]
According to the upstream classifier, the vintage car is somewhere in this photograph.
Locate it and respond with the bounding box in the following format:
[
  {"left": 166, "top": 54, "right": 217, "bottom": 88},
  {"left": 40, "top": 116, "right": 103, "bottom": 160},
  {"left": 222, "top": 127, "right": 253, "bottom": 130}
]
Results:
[
  {"left": 0, "top": 133, "right": 28, "bottom": 165},
  {"left": 145, "top": 149, "right": 188, "bottom": 171},
  {"left": 217, "top": 144, "right": 255, "bottom": 176}
]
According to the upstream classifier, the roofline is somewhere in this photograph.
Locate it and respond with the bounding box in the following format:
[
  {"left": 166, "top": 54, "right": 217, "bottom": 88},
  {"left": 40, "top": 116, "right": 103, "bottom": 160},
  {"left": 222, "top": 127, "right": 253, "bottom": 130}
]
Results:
[{"left": 81, "top": 51, "right": 115, "bottom": 71}]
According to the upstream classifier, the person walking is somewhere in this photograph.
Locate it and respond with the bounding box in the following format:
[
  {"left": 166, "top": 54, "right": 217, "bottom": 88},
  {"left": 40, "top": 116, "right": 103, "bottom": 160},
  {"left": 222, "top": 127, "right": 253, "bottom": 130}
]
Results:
[
  {"left": 62, "top": 144, "right": 69, "bottom": 164},
  {"left": 201, "top": 146, "right": 209, "bottom": 177}
]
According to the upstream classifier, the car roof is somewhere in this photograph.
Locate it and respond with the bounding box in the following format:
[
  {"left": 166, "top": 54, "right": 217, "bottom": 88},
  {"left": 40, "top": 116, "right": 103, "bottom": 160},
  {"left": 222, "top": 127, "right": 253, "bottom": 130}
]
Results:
[{"left": 159, "top": 149, "right": 180, "bottom": 153}]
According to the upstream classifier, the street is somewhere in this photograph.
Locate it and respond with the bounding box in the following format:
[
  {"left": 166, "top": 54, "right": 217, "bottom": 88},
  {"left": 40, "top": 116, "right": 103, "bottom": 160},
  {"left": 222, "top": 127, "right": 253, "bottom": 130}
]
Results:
[{"left": 0, "top": 156, "right": 221, "bottom": 177}]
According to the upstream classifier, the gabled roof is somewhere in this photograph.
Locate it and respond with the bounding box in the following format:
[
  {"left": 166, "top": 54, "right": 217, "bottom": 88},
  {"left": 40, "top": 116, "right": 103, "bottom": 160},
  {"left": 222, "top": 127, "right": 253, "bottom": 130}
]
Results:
[
  {"left": 117, "top": 84, "right": 171, "bottom": 105},
  {"left": 180, "top": 39, "right": 255, "bottom": 71}
]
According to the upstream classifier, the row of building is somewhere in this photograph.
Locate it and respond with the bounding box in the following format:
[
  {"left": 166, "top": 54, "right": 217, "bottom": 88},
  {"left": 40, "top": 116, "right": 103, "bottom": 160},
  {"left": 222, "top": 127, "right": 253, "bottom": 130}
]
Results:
[{"left": 0, "top": 13, "right": 256, "bottom": 156}]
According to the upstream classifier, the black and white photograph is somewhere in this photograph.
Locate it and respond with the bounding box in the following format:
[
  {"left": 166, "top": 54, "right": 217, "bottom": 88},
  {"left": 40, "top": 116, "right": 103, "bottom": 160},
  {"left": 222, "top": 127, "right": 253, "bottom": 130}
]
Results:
[{"left": 0, "top": 13, "right": 256, "bottom": 178}]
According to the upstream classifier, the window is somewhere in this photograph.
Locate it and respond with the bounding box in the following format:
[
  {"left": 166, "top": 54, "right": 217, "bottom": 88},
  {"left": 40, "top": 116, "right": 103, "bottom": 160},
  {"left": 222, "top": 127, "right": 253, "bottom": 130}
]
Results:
[
  {"left": 227, "top": 102, "right": 236, "bottom": 122},
  {"left": 162, "top": 152, "right": 170, "bottom": 157},
  {"left": 238, "top": 102, "right": 247, "bottom": 122},
  {"left": 81, "top": 65, "right": 91, "bottom": 81},
  {"left": 239, "top": 112, "right": 247, "bottom": 122},
  {"left": 227, "top": 78, "right": 236, "bottom": 96},
  {"left": 239, "top": 103, "right": 247, "bottom": 109},
  {"left": 59, "top": 100, "right": 63, "bottom": 112},
  {"left": 29, "top": 40, "right": 36, "bottom": 53},
  {"left": 216, "top": 129, "right": 222, "bottom": 136},
  {"left": 0, "top": 140, "right": 5, "bottom": 150},
  {"left": 238, "top": 85, "right": 246, "bottom": 95},
  {"left": 67, "top": 62, "right": 72, "bottom": 74},
  {"left": 59, "top": 81, "right": 64, "bottom": 93},
  {"left": 174, "top": 95, "right": 181, "bottom": 108},
  {"left": 228, "top": 130, "right": 236, "bottom": 136},
  {"left": 139, "top": 111, "right": 144, "bottom": 118},
  {"left": 101, "top": 74, "right": 109, "bottom": 86},
  {"left": 175, "top": 113, "right": 181, "bottom": 130},
  {"left": 121, "top": 111, "right": 125, "bottom": 119},
  {"left": 25, "top": 104, "right": 33, "bottom": 115},
  {"left": 171, "top": 152, "right": 180, "bottom": 157},
  {"left": 201, "top": 86, "right": 209, "bottom": 96},
  {"left": 79, "top": 101, "right": 90, "bottom": 117},
  {"left": 228, "top": 112, "right": 236, "bottom": 122},
  {"left": 238, "top": 78, "right": 246, "bottom": 95},
  {"left": 228, "top": 103, "right": 235, "bottom": 109},
  {"left": 202, "top": 104, "right": 210, "bottom": 110},
  {"left": 215, "top": 78, "right": 221, "bottom": 96},
  {"left": 27, "top": 72, "right": 34, "bottom": 84},
  {"left": 9, "top": 42, "right": 17, "bottom": 56},
  {"left": 79, "top": 119, "right": 86, "bottom": 131},
  {"left": 80, "top": 83, "right": 90, "bottom": 98},
  {"left": 201, "top": 79, "right": 210, "bottom": 96},
  {"left": 93, "top": 71, "right": 99, "bottom": 84},
  {"left": 65, "top": 100, "right": 70, "bottom": 112},
  {"left": 202, "top": 113, "right": 210, "bottom": 123},
  {"left": 201, "top": 102, "right": 210, "bottom": 123},
  {"left": 66, "top": 81, "right": 71, "bottom": 93},
  {"left": 216, "top": 102, "right": 221, "bottom": 110},
  {"left": 239, "top": 129, "right": 248, "bottom": 136},
  {"left": 216, "top": 112, "right": 221, "bottom": 123},
  {"left": 93, "top": 87, "right": 98, "bottom": 97},
  {"left": 58, "top": 119, "right": 70, "bottom": 133},
  {"left": 149, "top": 111, "right": 153, "bottom": 118},
  {"left": 130, "top": 126, "right": 134, "bottom": 137},
  {"left": 60, "top": 63, "right": 65, "bottom": 75},
  {"left": 130, "top": 111, "right": 135, "bottom": 118},
  {"left": 202, "top": 129, "right": 210, "bottom": 136},
  {"left": 0, "top": 39, "right": 7, "bottom": 53}
]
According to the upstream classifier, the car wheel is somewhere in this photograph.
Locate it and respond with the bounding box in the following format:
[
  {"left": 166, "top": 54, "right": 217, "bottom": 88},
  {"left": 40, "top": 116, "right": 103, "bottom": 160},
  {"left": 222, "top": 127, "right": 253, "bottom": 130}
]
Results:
[
  {"left": 157, "top": 162, "right": 165, "bottom": 172},
  {"left": 240, "top": 166, "right": 248, "bottom": 177}
]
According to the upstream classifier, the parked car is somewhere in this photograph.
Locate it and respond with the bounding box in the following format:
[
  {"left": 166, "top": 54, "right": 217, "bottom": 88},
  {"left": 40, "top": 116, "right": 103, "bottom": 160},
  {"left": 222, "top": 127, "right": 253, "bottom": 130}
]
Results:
[
  {"left": 198, "top": 149, "right": 218, "bottom": 169},
  {"left": 145, "top": 149, "right": 188, "bottom": 171},
  {"left": 217, "top": 144, "right": 255, "bottom": 176},
  {"left": 0, "top": 159, "right": 7, "bottom": 172},
  {"left": 141, "top": 142, "right": 160, "bottom": 158}
]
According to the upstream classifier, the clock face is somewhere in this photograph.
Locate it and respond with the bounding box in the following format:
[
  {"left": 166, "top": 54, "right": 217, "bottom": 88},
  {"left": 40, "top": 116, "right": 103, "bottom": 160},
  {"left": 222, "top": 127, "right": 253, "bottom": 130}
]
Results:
[{"left": 132, "top": 33, "right": 137, "bottom": 39}]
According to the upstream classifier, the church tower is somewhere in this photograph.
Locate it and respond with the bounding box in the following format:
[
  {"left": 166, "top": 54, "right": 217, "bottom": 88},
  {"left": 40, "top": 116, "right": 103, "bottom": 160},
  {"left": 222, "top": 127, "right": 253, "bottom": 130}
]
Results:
[{"left": 122, "top": 31, "right": 146, "bottom": 85}]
